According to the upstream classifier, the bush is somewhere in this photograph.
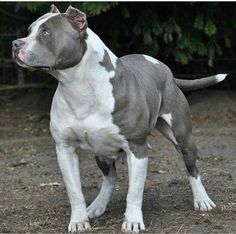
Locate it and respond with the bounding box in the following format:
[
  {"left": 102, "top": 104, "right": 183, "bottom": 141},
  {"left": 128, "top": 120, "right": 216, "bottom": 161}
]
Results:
[{"left": 1, "top": 2, "right": 235, "bottom": 67}]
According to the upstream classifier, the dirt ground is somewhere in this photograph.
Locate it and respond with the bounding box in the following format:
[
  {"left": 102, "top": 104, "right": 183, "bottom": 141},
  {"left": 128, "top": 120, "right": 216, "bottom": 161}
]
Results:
[{"left": 0, "top": 87, "right": 235, "bottom": 233}]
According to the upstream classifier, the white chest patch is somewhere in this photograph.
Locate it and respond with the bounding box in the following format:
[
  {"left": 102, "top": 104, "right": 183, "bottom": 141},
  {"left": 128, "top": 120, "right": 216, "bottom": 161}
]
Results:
[
  {"left": 143, "top": 55, "right": 160, "bottom": 64},
  {"left": 50, "top": 29, "right": 129, "bottom": 158},
  {"left": 161, "top": 113, "right": 173, "bottom": 127},
  {"left": 51, "top": 80, "right": 128, "bottom": 158}
]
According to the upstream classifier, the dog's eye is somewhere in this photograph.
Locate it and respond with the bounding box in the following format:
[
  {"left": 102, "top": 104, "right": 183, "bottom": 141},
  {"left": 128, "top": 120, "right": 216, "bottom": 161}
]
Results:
[{"left": 41, "top": 29, "right": 50, "bottom": 36}]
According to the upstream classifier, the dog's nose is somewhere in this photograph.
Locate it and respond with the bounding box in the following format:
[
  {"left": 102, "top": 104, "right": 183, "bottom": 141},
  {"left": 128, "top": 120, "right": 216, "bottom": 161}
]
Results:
[{"left": 12, "top": 39, "right": 25, "bottom": 51}]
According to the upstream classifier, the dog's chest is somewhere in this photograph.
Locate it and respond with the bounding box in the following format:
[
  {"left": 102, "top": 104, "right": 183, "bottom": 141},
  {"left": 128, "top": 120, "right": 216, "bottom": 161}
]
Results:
[
  {"left": 67, "top": 113, "right": 124, "bottom": 156},
  {"left": 50, "top": 79, "right": 127, "bottom": 157}
]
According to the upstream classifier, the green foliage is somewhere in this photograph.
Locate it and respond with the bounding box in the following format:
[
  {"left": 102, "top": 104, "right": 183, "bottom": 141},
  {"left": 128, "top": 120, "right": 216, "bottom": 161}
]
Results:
[
  {"left": 16, "top": 2, "right": 117, "bottom": 16},
  {"left": 80, "top": 2, "right": 118, "bottom": 16},
  {"left": 152, "top": 23, "right": 163, "bottom": 36},
  {"left": 194, "top": 16, "right": 204, "bottom": 30},
  {"left": 204, "top": 20, "right": 217, "bottom": 36},
  {"left": 16, "top": 2, "right": 47, "bottom": 12},
  {"left": 143, "top": 30, "right": 153, "bottom": 46},
  {"left": 133, "top": 24, "right": 142, "bottom": 35},
  {"left": 175, "top": 51, "right": 190, "bottom": 65},
  {"left": 121, "top": 5, "right": 130, "bottom": 19},
  {"left": 1, "top": 2, "right": 235, "bottom": 67}
]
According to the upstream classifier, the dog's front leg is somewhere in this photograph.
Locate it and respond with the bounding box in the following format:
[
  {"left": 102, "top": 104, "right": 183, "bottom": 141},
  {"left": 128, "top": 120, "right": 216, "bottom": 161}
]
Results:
[
  {"left": 122, "top": 150, "right": 148, "bottom": 233},
  {"left": 56, "top": 144, "right": 91, "bottom": 232}
]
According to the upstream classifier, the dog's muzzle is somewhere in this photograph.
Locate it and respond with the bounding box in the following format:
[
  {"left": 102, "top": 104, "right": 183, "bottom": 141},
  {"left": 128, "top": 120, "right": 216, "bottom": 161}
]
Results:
[
  {"left": 12, "top": 39, "right": 25, "bottom": 52},
  {"left": 12, "top": 39, "right": 25, "bottom": 64},
  {"left": 12, "top": 39, "right": 50, "bottom": 71}
]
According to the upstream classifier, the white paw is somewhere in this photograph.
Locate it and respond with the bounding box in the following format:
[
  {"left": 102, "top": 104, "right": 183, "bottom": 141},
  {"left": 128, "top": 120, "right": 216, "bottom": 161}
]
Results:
[
  {"left": 121, "top": 207, "right": 145, "bottom": 233},
  {"left": 194, "top": 198, "right": 216, "bottom": 212},
  {"left": 121, "top": 219, "right": 145, "bottom": 233},
  {"left": 87, "top": 199, "right": 107, "bottom": 218},
  {"left": 189, "top": 176, "right": 216, "bottom": 212},
  {"left": 68, "top": 220, "right": 91, "bottom": 233}
]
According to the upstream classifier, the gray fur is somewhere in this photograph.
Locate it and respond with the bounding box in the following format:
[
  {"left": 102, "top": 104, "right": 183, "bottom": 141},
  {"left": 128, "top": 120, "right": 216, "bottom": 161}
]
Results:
[
  {"left": 175, "top": 75, "right": 222, "bottom": 91},
  {"left": 12, "top": 8, "right": 219, "bottom": 232},
  {"left": 95, "top": 156, "right": 110, "bottom": 176},
  {"left": 38, "top": 14, "right": 87, "bottom": 70},
  {"left": 28, "top": 13, "right": 52, "bottom": 32},
  {"left": 16, "top": 14, "right": 87, "bottom": 70},
  {"left": 100, "top": 50, "right": 115, "bottom": 72},
  {"left": 110, "top": 54, "right": 199, "bottom": 176},
  {"left": 111, "top": 55, "right": 163, "bottom": 144}
]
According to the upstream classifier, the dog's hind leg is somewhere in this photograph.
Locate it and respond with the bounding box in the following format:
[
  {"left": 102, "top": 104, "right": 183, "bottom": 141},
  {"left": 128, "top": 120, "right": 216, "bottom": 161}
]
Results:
[
  {"left": 157, "top": 86, "right": 216, "bottom": 212},
  {"left": 87, "top": 157, "right": 117, "bottom": 218}
]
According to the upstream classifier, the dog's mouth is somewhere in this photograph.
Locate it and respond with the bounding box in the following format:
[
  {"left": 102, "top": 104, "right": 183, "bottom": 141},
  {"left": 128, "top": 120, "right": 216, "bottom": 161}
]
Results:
[
  {"left": 13, "top": 52, "right": 26, "bottom": 66},
  {"left": 13, "top": 53, "right": 50, "bottom": 71},
  {"left": 31, "top": 66, "right": 50, "bottom": 71}
]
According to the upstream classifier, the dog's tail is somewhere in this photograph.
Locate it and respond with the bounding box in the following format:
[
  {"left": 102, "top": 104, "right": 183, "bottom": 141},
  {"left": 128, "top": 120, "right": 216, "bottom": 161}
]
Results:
[{"left": 174, "top": 74, "right": 227, "bottom": 91}]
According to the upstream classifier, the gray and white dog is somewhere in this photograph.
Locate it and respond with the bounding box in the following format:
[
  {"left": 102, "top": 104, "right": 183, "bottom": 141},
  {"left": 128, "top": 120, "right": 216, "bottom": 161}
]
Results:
[{"left": 12, "top": 5, "right": 226, "bottom": 233}]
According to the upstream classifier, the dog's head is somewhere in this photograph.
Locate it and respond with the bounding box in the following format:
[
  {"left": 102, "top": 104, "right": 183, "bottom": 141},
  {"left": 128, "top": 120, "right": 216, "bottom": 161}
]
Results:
[{"left": 12, "top": 5, "right": 88, "bottom": 71}]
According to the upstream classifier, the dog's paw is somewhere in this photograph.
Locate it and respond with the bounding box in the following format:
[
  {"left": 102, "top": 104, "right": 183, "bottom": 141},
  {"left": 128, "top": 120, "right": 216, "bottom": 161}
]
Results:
[
  {"left": 68, "top": 220, "right": 91, "bottom": 233},
  {"left": 194, "top": 198, "right": 216, "bottom": 212},
  {"left": 121, "top": 207, "right": 145, "bottom": 233},
  {"left": 121, "top": 219, "right": 145, "bottom": 233},
  {"left": 190, "top": 176, "right": 216, "bottom": 212},
  {"left": 87, "top": 200, "right": 106, "bottom": 218}
]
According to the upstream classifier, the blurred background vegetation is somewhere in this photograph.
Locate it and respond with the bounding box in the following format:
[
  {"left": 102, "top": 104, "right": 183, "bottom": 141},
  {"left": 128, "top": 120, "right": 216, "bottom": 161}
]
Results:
[{"left": 0, "top": 2, "right": 235, "bottom": 88}]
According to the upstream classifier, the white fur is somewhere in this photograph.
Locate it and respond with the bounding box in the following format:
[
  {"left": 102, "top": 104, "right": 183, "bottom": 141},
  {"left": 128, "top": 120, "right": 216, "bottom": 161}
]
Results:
[
  {"left": 49, "top": 28, "right": 153, "bottom": 232},
  {"left": 189, "top": 176, "right": 216, "bottom": 211},
  {"left": 50, "top": 28, "right": 129, "bottom": 156},
  {"left": 215, "top": 74, "right": 227, "bottom": 83},
  {"left": 161, "top": 113, "right": 173, "bottom": 127},
  {"left": 87, "top": 161, "right": 117, "bottom": 218},
  {"left": 122, "top": 151, "right": 147, "bottom": 233},
  {"left": 49, "top": 28, "right": 129, "bottom": 232},
  {"left": 56, "top": 145, "right": 90, "bottom": 232},
  {"left": 87, "top": 28, "right": 117, "bottom": 68},
  {"left": 143, "top": 54, "right": 160, "bottom": 64}
]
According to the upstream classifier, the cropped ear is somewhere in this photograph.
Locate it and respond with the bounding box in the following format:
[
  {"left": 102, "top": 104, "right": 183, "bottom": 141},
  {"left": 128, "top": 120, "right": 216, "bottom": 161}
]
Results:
[
  {"left": 66, "top": 6, "right": 87, "bottom": 31},
  {"left": 50, "top": 4, "right": 60, "bottom": 13}
]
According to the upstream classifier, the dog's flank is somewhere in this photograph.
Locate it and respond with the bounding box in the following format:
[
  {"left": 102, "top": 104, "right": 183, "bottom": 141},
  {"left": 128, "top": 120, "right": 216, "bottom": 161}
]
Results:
[{"left": 12, "top": 5, "right": 225, "bottom": 233}]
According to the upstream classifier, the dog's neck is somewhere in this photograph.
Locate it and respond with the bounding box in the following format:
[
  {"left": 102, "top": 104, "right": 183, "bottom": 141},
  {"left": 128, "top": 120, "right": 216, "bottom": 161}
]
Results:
[
  {"left": 50, "top": 28, "right": 117, "bottom": 115},
  {"left": 50, "top": 28, "right": 117, "bottom": 86}
]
